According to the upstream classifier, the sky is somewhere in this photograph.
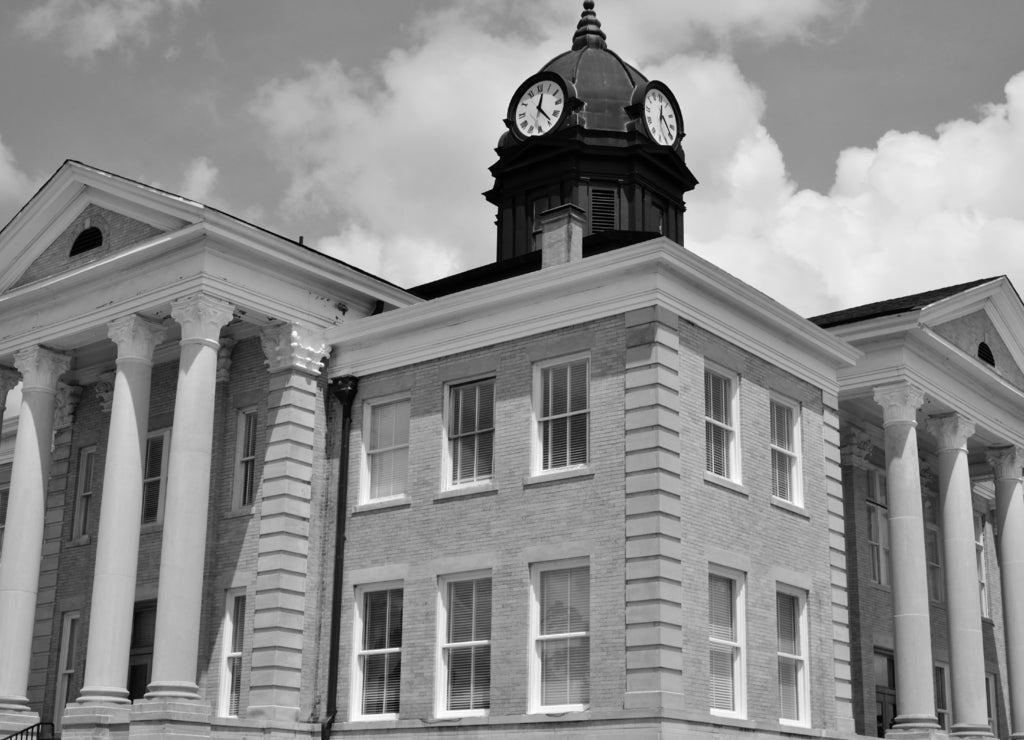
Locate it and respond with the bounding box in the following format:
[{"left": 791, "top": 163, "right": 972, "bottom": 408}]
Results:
[{"left": 1, "top": 0, "right": 1024, "bottom": 318}]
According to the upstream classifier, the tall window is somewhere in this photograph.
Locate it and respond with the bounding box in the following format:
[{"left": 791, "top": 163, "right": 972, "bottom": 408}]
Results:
[
  {"left": 355, "top": 586, "right": 403, "bottom": 719},
  {"left": 439, "top": 575, "right": 491, "bottom": 715},
  {"left": 54, "top": 611, "right": 80, "bottom": 732},
  {"left": 923, "top": 491, "right": 945, "bottom": 603},
  {"left": 777, "top": 588, "right": 808, "bottom": 724},
  {"left": 447, "top": 380, "right": 495, "bottom": 486},
  {"left": 364, "top": 398, "right": 410, "bottom": 502},
  {"left": 219, "top": 591, "right": 247, "bottom": 717},
  {"left": 770, "top": 399, "right": 801, "bottom": 504},
  {"left": 0, "top": 462, "right": 10, "bottom": 557},
  {"left": 934, "top": 663, "right": 950, "bottom": 730},
  {"left": 705, "top": 369, "right": 738, "bottom": 480},
  {"left": 531, "top": 562, "right": 590, "bottom": 712},
  {"left": 709, "top": 568, "right": 745, "bottom": 716},
  {"left": 975, "top": 512, "right": 989, "bottom": 617},
  {"left": 536, "top": 358, "right": 589, "bottom": 472},
  {"left": 142, "top": 431, "right": 169, "bottom": 524},
  {"left": 874, "top": 651, "right": 897, "bottom": 737},
  {"left": 72, "top": 447, "right": 96, "bottom": 539},
  {"left": 128, "top": 603, "right": 156, "bottom": 701},
  {"left": 986, "top": 673, "right": 999, "bottom": 734},
  {"left": 234, "top": 409, "right": 258, "bottom": 508},
  {"left": 866, "top": 471, "right": 890, "bottom": 585}
]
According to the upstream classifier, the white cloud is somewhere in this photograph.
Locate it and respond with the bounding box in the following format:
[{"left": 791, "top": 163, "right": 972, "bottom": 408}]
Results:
[
  {"left": 179, "top": 156, "right": 218, "bottom": 203},
  {"left": 17, "top": 0, "right": 200, "bottom": 59},
  {"left": 0, "top": 135, "right": 33, "bottom": 217}
]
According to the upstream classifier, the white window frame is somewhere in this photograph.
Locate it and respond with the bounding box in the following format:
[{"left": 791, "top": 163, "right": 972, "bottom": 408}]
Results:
[
  {"left": 704, "top": 366, "right": 741, "bottom": 482},
  {"left": 141, "top": 429, "right": 170, "bottom": 525},
  {"left": 72, "top": 446, "right": 97, "bottom": 540},
  {"left": 54, "top": 610, "right": 80, "bottom": 732},
  {"left": 218, "top": 589, "right": 247, "bottom": 717},
  {"left": 708, "top": 565, "right": 746, "bottom": 718},
  {"left": 360, "top": 395, "right": 411, "bottom": 504},
  {"left": 528, "top": 558, "right": 590, "bottom": 714},
  {"left": 923, "top": 491, "right": 945, "bottom": 604},
  {"left": 866, "top": 469, "right": 891, "bottom": 586},
  {"left": 436, "top": 571, "right": 492, "bottom": 717},
  {"left": 769, "top": 396, "right": 801, "bottom": 505},
  {"left": 444, "top": 378, "right": 495, "bottom": 489},
  {"left": 986, "top": 673, "right": 998, "bottom": 734},
  {"left": 975, "top": 511, "right": 989, "bottom": 618},
  {"left": 233, "top": 408, "right": 259, "bottom": 509},
  {"left": 532, "top": 354, "right": 590, "bottom": 475},
  {"left": 352, "top": 582, "right": 404, "bottom": 721},
  {"left": 934, "top": 662, "right": 951, "bottom": 731},
  {"left": 776, "top": 585, "right": 809, "bottom": 726}
]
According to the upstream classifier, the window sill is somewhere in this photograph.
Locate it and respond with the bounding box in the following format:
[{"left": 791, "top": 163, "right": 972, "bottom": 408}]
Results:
[
  {"left": 523, "top": 467, "right": 593, "bottom": 487},
  {"left": 140, "top": 521, "right": 163, "bottom": 534},
  {"left": 67, "top": 534, "right": 91, "bottom": 547},
  {"left": 435, "top": 483, "right": 498, "bottom": 503},
  {"left": 703, "top": 472, "right": 748, "bottom": 497},
  {"left": 224, "top": 506, "right": 253, "bottom": 520},
  {"left": 770, "top": 496, "right": 809, "bottom": 519},
  {"left": 353, "top": 497, "right": 411, "bottom": 515}
]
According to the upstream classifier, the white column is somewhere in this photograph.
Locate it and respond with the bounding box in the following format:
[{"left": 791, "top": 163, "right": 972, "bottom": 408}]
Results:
[
  {"left": 989, "top": 446, "right": 1024, "bottom": 739},
  {"left": 926, "top": 414, "right": 991, "bottom": 737},
  {"left": 146, "top": 294, "right": 233, "bottom": 700},
  {"left": 873, "top": 383, "right": 940, "bottom": 733},
  {"left": 0, "top": 347, "right": 70, "bottom": 710},
  {"left": 78, "top": 316, "right": 166, "bottom": 704}
]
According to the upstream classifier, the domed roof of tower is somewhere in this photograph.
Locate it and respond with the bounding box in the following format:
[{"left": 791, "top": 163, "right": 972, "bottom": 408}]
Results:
[{"left": 538, "top": 0, "right": 649, "bottom": 132}]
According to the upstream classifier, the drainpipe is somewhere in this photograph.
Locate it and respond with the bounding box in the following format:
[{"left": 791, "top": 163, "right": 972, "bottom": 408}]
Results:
[{"left": 321, "top": 375, "right": 358, "bottom": 740}]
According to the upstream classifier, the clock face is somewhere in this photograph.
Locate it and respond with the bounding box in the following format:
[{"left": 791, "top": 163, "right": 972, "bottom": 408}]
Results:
[
  {"left": 643, "top": 87, "right": 678, "bottom": 146},
  {"left": 513, "top": 78, "right": 566, "bottom": 138}
]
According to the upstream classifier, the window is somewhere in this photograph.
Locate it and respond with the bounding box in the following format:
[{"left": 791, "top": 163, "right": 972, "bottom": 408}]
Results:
[
  {"left": 709, "top": 567, "right": 745, "bottom": 717},
  {"left": 128, "top": 602, "right": 156, "bottom": 701},
  {"left": 531, "top": 561, "right": 590, "bottom": 712},
  {"left": 69, "top": 226, "right": 103, "bottom": 256},
  {"left": 874, "top": 651, "right": 897, "bottom": 737},
  {"left": 986, "top": 673, "right": 998, "bottom": 734},
  {"left": 54, "top": 611, "right": 80, "bottom": 732},
  {"left": 770, "top": 398, "right": 801, "bottom": 504},
  {"left": 866, "top": 471, "right": 891, "bottom": 585},
  {"left": 976, "top": 512, "right": 989, "bottom": 617},
  {"left": 589, "top": 188, "right": 617, "bottom": 232},
  {"left": 355, "top": 586, "right": 403, "bottom": 719},
  {"left": 439, "top": 575, "right": 491, "bottom": 715},
  {"left": 535, "top": 357, "right": 589, "bottom": 472},
  {"left": 923, "top": 491, "right": 945, "bottom": 603},
  {"left": 234, "top": 409, "right": 258, "bottom": 508},
  {"left": 934, "top": 663, "right": 950, "bottom": 730},
  {"left": 141, "top": 430, "right": 170, "bottom": 524},
  {"left": 72, "top": 447, "right": 96, "bottom": 539},
  {"left": 777, "top": 587, "right": 808, "bottom": 725},
  {"left": 0, "top": 462, "right": 10, "bottom": 557},
  {"left": 364, "top": 398, "right": 410, "bottom": 502},
  {"left": 978, "top": 341, "right": 995, "bottom": 366},
  {"left": 447, "top": 380, "right": 495, "bottom": 487},
  {"left": 219, "top": 591, "right": 247, "bottom": 717},
  {"left": 705, "top": 369, "right": 739, "bottom": 480}
]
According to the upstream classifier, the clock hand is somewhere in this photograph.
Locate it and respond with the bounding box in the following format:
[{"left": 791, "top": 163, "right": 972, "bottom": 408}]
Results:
[{"left": 537, "top": 94, "right": 551, "bottom": 121}]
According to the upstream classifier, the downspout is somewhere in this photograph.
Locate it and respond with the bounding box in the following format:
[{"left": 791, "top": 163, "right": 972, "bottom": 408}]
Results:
[{"left": 321, "top": 375, "right": 358, "bottom": 740}]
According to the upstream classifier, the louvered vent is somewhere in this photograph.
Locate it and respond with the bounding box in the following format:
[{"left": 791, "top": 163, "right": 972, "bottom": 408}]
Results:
[
  {"left": 590, "top": 188, "right": 616, "bottom": 232},
  {"left": 69, "top": 226, "right": 103, "bottom": 256},
  {"left": 978, "top": 342, "right": 995, "bottom": 366}
]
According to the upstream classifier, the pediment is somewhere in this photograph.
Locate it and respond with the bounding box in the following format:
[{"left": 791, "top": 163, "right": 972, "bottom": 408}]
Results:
[{"left": 930, "top": 309, "right": 1024, "bottom": 387}]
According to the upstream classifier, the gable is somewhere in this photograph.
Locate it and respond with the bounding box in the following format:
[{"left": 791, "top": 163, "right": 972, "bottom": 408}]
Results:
[
  {"left": 11, "top": 204, "right": 166, "bottom": 290},
  {"left": 931, "top": 309, "right": 1024, "bottom": 388}
]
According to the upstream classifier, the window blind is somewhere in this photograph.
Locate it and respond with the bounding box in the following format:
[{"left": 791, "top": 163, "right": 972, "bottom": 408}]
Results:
[
  {"left": 449, "top": 380, "right": 495, "bottom": 485},
  {"left": 540, "top": 361, "right": 589, "bottom": 470},
  {"left": 538, "top": 567, "right": 590, "bottom": 706},
  {"left": 361, "top": 589, "right": 403, "bottom": 715},
  {"left": 142, "top": 435, "right": 164, "bottom": 523},
  {"left": 446, "top": 578, "right": 491, "bottom": 711}
]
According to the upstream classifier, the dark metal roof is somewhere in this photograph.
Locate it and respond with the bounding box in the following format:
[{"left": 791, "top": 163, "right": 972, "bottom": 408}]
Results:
[{"left": 810, "top": 277, "right": 1001, "bottom": 328}]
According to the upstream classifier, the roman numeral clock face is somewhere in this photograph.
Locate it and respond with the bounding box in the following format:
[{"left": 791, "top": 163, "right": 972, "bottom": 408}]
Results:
[
  {"left": 514, "top": 79, "right": 565, "bottom": 137},
  {"left": 643, "top": 87, "right": 678, "bottom": 146}
]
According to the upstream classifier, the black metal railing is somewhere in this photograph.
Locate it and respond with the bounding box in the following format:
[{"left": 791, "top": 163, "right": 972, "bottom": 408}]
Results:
[{"left": 2, "top": 722, "right": 54, "bottom": 740}]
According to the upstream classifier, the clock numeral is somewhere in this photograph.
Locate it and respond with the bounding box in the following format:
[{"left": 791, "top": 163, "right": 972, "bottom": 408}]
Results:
[
  {"left": 555, "top": 97, "right": 563, "bottom": 106},
  {"left": 528, "top": 125, "right": 535, "bottom": 133},
  {"left": 536, "top": 84, "right": 543, "bottom": 93},
  {"left": 518, "top": 112, "right": 526, "bottom": 119},
  {"left": 552, "top": 109, "right": 560, "bottom": 117}
]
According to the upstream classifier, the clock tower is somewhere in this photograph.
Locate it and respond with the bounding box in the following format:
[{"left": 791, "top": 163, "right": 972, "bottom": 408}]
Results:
[{"left": 486, "top": 0, "right": 698, "bottom": 262}]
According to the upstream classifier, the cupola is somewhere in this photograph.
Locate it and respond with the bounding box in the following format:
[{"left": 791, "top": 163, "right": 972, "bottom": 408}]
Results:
[{"left": 486, "top": 0, "right": 698, "bottom": 262}]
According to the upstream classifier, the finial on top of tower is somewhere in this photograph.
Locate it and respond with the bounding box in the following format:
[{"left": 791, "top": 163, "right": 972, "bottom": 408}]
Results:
[{"left": 572, "top": 0, "right": 607, "bottom": 50}]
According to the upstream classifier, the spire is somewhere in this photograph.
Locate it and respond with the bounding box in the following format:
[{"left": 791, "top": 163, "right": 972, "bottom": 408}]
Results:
[{"left": 572, "top": 0, "right": 607, "bottom": 50}]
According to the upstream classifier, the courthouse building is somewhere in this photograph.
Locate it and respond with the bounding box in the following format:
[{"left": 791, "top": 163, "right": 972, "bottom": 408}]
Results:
[{"left": 1, "top": 3, "right": 1024, "bottom": 739}]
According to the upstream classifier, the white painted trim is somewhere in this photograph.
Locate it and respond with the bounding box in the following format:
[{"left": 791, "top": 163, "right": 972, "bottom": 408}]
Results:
[{"left": 435, "top": 571, "right": 492, "bottom": 719}]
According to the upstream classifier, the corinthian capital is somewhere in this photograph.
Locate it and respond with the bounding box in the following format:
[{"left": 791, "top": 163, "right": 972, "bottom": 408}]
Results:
[
  {"left": 925, "top": 412, "right": 975, "bottom": 452},
  {"left": 987, "top": 446, "right": 1023, "bottom": 481},
  {"left": 0, "top": 366, "right": 19, "bottom": 404},
  {"left": 170, "top": 293, "right": 234, "bottom": 345},
  {"left": 873, "top": 382, "right": 925, "bottom": 426},
  {"left": 13, "top": 346, "right": 71, "bottom": 393},
  {"left": 108, "top": 315, "right": 166, "bottom": 363},
  {"left": 261, "top": 323, "right": 329, "bottom": 375}
]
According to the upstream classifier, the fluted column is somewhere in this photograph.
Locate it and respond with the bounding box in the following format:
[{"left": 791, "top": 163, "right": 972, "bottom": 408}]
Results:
[
  {"left": 0, "top": 347, "right": 70, "bottom": 711},
  {"left": 78, "top": 316, "right": 166, "bottom": 704},
  {"left": 926, "top": 414, "right": 991, "bottom": 737},
  {"left": 146, "top": 294, "right": 233, "bottom": 700},
  {"left": 989, "top": 447, "right": 1024, "bottom": 739},
  {"left": 873, "top": 383, "right": 939, "bottom": 733}
]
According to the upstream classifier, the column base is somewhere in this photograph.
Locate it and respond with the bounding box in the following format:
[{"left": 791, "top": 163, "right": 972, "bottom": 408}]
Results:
[
  {"left": 143, "top": 681, "right": 201, "bottom": 701},
  {"left": 129, "top": 698, "right": 211, "bottom": 740},
  {"left": 887, "top": 716, "right": 943, "bottom": 740},
  {"left": 951, "top": 722, "right": 995, "bottom": 738},
  {"left": 63, "top": 703, "right": 131, "bottom": 740},
  {"left": 79, "top": 686, "right": 131, "bottom": 704},
  {"left": 0, "top": 709, "right": 41, "bottom": 735}
]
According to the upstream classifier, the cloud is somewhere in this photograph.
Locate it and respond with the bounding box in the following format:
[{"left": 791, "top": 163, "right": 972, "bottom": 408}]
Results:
[
  {"left": 0, "top": 135, "right": 33, "bottom": 217},
  {"left": 17, "top": 0, "right": 200, "bottom": 59},
  {"left": 179, "top": 156, "right": 218, "bottom": 203}
]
